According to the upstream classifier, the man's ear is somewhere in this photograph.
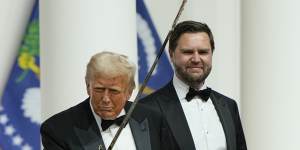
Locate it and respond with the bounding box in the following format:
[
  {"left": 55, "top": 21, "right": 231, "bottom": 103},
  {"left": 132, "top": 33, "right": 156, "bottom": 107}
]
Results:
[
  {"left": 126, "top": 89, "right": 133, "bottom": 100},
  {"left": 169, "top": 49, "right": 175, "bottom": 63},
  {"left": 168, "top": 49, "right": 173, "bottom": 58},
  {"left": 86, "top": 82, "right": 90, "bottom": 95}
]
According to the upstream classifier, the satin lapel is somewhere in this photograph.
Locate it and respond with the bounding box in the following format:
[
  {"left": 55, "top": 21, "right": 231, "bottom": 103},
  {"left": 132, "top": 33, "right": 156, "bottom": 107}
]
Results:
[
  {"left": 158, "top": 82, "right": 196, "bottom": 150},
  {"left": 129, "top": 118, "right": 151, "bottom": 150},
  {"left": 210, "top": 91, "right": 236, "bottom": 150},
  {"left": 74, "top": 122, "right": 105, "bottom": 150},
  {"left": 74, "top": 99, "right": 105, "bottom": 150}
]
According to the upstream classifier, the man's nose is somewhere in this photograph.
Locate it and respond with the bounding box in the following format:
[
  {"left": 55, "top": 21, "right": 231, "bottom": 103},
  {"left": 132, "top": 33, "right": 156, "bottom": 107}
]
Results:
[
  {"left": 191, "top": 52, "right": 201, "bottom": 62},
  {"left": 102, "top": 90, "right": 111, "bottom": 102}
]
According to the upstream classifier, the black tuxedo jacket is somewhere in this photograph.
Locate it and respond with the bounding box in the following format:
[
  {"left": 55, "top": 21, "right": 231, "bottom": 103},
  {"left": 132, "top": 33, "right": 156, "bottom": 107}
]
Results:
[
  {"left": 40, "top": 98, "right": 179, "bottom": 150},
  {"left": 141, "top": 81, "right": 247, "bottom": 150}
]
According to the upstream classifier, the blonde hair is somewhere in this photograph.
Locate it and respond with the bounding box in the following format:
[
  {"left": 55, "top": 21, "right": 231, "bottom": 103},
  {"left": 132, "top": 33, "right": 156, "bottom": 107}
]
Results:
[{"left": 85, "top": 51, "right": 136, "bottom": 91}]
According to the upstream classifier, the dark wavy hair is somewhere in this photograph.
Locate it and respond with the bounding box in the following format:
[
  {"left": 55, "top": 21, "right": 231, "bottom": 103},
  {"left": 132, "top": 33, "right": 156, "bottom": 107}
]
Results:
[{"left": 169, "top": 20, "right": 215, "bottom": 52}]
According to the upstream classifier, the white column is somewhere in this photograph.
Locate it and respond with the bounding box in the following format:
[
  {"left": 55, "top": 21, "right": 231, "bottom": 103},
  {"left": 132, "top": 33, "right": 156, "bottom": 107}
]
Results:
[
  {"left": 40, "top": 0, "right": 137, "bottom": 120},
  {"left": 242, "top": 0, "right": 300, "bottom": 149}
]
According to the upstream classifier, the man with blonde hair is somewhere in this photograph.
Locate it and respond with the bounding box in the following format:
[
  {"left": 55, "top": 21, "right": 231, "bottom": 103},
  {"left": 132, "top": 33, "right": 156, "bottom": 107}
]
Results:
[{"left": 41, "top": 51, "right": 178, "bottom": 150}]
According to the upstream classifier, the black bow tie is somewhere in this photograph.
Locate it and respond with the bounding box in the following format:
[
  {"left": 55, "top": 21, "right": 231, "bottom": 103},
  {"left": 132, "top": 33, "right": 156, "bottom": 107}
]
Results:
[
  {"left": 101, "top": 115, "right": 125, "bottom": 131},
  {"left": 185, "top": 87, "right": 211, "bottom": 102}
]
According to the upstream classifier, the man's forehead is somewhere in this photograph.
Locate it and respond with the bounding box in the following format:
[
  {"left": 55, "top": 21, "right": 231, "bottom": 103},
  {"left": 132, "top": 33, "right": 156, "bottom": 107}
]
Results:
[{"left": 92, "top": 76, "right": 127, "bottom": 86}]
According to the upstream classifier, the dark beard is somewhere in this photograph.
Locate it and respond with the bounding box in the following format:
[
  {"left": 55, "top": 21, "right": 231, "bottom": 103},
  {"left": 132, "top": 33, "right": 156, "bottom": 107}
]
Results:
[{"left": 174, "top": 65, "right": 211, "bottom": 88}]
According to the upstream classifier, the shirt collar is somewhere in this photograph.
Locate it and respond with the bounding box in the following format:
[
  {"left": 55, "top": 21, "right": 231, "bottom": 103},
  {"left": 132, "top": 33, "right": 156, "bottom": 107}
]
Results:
[
  {"left": 172, "top": 74, "right": 208, "bottom": 101},
  {"left": 89, "top": 99, "right": 126, "bottom": 131}
]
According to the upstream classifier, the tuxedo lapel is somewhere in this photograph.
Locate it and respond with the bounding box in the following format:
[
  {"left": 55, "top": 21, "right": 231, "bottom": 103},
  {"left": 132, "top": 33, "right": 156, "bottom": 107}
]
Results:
[
  {"left": 74, "top": 122, "right": 105, "bottom": 150},
  {"left": 124, "top": 102, "right": 151, "bottom": 150},
  {"left": 73, "top": 99, "right": 106, "bottom": 150},
  {"left": 210, "top": 91, "right": 236, "bottom": 150},
  {"left": 129, "top": 118, "right": 151, "bottom": 150},
  {"left": 158, "top": 82, "right": 196, "bottom": 150}
]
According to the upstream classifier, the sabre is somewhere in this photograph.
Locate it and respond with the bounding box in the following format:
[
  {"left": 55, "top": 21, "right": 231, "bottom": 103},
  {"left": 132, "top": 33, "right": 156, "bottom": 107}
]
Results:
[{"left": 105, "top": 1, "right": 187, "bottom": 149}]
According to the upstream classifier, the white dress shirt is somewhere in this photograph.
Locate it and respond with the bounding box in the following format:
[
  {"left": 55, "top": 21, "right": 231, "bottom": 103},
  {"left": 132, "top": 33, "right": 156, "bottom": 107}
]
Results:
[
  {"left": 173, "top": 75, "right": 227, "bottom": 150},
  {"left": 90, "top": 101, "right": 136, "bottom": 150}
]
